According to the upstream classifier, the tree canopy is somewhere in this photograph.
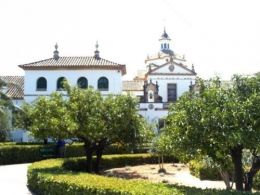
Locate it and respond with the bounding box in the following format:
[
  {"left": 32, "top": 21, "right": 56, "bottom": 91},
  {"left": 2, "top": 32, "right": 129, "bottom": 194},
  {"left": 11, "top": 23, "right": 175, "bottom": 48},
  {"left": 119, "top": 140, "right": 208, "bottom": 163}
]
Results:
[
  {"left": 21, "top": 85, "right": 153, "bottom": 172},
  {"left": 0, "top": 79, "right": 13, "bottom": 141},
  {"left": 165, "top": 75, "right": 260, "bottom": 191}
]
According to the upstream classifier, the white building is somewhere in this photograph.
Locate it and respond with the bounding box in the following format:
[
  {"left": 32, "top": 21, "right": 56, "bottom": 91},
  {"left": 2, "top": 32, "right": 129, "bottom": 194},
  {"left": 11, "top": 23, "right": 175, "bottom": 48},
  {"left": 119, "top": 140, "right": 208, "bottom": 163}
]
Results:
[
  {"left": 19, "top": 43, "right": 126, "bottom": 103},
  {"left": 0, "top": 29, "right": 197, "bottom": 141},
  {"left": 123, "top": 29, "right": 196, "bottom": 125}
]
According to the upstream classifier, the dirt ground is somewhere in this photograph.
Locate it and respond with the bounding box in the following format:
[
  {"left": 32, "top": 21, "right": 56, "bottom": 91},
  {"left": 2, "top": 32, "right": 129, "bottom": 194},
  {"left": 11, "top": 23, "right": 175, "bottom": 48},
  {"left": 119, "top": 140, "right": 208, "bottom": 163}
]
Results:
[{"left": 103, "top": 163, "right": 227, "bottom": 190}]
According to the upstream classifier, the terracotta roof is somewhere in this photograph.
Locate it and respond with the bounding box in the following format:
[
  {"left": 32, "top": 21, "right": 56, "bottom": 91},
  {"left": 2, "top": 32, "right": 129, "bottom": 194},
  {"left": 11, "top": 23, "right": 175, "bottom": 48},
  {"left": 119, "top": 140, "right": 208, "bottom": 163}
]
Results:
[
  {"left": 0, "top": 76, "right": 24, "bottom": 99},
  {"left": 123, "top": 80, "right": 144, "bottom": 91},
  {"left": 19, "top": 56, "right": 126, "bottom": 75}
]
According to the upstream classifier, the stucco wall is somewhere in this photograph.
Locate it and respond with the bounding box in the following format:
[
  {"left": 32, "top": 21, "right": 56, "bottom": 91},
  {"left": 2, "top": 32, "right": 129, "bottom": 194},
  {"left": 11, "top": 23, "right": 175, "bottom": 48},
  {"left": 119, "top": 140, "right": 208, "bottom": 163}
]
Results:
[
  {"left": 139, "top": 103, "right": 168, "bottom": 124},
  {"left": 24, "top": 69, "right": 123, "bottom": 102},
  {"left": 148, "top": 75, "right": 195, "bottom": 102}
]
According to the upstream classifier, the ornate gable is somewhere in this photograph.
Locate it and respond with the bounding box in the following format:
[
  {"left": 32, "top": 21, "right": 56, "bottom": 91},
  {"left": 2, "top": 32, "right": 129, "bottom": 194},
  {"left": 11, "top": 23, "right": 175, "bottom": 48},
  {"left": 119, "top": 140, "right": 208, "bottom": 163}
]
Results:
[{"left": 146, "top": 60, "right": 196, "bottom": 76}]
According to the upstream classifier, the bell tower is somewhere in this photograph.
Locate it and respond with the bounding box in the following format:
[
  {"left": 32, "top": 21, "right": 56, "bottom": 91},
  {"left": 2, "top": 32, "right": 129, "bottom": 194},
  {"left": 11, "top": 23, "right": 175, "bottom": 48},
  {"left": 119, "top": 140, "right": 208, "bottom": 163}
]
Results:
[{"left": 159, "top": 28, "right": 171, "bottom": 51}]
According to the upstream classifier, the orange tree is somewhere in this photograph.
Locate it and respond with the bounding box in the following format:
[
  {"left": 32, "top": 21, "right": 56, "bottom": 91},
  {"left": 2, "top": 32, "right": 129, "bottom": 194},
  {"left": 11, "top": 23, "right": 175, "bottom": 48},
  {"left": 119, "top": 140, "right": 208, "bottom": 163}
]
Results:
[
  {"left": 165, "top": 75, "right": 260, "bottom": 192},
  {"left": 22, "top": 85, "right": 153, "bottom": 173},
  {"left": 66, "top": 87, "right": 153, "bottom": 173}
]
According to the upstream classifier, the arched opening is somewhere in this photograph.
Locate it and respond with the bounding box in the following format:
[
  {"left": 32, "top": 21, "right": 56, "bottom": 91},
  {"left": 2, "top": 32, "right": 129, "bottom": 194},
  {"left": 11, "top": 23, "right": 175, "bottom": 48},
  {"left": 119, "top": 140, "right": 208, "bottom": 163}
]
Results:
[
  {"left": 98, "top": 77, "right": 109, "bottom": 91},
  {"left": 77, "top": 77, "right": 88, "bottom": 89},
  {"left": 36, "top": 77, "right": 47, "bottom": 91},
  {"left": 148, "top": 90, "right": 154, "bottom": 103},
  {"left": 57, "top": 77, "right": 67, "bottom": 91}
]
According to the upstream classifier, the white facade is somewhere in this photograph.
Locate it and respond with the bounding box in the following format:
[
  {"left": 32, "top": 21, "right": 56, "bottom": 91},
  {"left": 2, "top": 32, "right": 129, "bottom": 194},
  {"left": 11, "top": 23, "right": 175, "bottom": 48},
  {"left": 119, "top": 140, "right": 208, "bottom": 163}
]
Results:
[
  {"left": 24, "top": 69, "right": 123, "bottom": 102},
  {"left": 134, "top": 29, "right": 197, "bottom": 127},
  {"left": 148, "top": 76, "right": 194, "bottom": 102},
  {"left": 139, "top": 103, "right": 168, "bottom": 124},
  {"left": 3, "top": 30, "right": 198, "bottom": 141}
]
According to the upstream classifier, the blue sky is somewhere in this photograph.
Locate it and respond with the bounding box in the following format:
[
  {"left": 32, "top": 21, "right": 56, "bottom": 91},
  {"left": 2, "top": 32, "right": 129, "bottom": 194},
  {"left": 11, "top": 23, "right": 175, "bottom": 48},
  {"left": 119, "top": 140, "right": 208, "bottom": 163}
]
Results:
[{"left": 0, "top": 0, "right": 259, "bottom": 80}]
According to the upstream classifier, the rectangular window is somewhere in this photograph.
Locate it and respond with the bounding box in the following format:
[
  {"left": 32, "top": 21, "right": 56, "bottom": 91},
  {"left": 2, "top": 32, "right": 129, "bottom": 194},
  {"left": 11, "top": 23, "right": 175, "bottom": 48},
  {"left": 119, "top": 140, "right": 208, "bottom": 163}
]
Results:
[{"left": 167, "top": 83, "right": 177, "bottom": 102}]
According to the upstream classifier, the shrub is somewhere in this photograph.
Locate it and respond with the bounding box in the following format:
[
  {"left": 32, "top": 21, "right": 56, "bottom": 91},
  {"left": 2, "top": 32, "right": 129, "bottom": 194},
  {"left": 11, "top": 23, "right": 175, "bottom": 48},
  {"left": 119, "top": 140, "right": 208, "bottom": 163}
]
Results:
[
  {"left": 254, "top": 171, "right": 260, "bottom": 190},
  {"left": 0, "top": 143, "right": 82, "bottom": 165},
  {"left": 63, "top": 153, "right": 178, "bottom": 172},
  {"left": 189, "top": 160, "right": 221, "bottom": 180},
  {"left": 0, "top": 142, "right": 15, "bottom": 146},
  {"left": 28, "top": 157, "right": 257, "bottom": 195},
  {"left": 28, "top": 159, "right": 181, "bottom": 195},
  {"left": 0, "top": 142, "right": 152, "bottom": 165}
]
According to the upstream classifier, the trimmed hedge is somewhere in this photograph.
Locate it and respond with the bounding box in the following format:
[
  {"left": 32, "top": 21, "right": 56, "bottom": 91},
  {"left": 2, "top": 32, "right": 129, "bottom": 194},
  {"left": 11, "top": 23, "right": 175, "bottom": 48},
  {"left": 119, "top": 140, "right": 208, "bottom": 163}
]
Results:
[
  {"left": 0, "top": 143, "right": 150, "bottom": 165},
  {"left": 0, "top": 144, "right": 83, "bottom": 165},
  {"left": 63, "top": 153, "right": 178, "bottom": 172},
  {"left": 28, "top": 158, "right": 182, "bottom": 195},
  {"left": 0, "top": 142, "right": 15, "bottom": 146},
  {"left": 28, "top": 155, "right": 258, "bottom": 195}
]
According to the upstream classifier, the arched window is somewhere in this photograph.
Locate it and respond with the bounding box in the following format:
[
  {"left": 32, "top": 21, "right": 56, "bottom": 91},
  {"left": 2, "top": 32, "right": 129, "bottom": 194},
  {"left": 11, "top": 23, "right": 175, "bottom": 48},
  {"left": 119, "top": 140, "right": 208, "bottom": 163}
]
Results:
[
  {"left": 36, "top": 77, "right": 47, "bottom": 91},
  {"left": 77, "top": 77, "right": 88, "bottom": 89},
  {"left": 161, "top": 44, "right": 163, "bottom": 50},
  {"left": 164, "top": 43, "right": 167, "bottom": 50},
  {"left": 98, "top": 77, "right": 109, "bottom": 91},
  {"left": 57, "top": 77, "right": 67, "bottom": 91}
]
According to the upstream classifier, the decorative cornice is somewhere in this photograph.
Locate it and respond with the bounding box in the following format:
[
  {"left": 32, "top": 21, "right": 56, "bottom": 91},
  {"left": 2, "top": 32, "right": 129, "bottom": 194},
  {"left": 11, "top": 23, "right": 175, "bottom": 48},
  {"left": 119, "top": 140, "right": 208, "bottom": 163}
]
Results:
[{"left": 148, "top": 73, "right": 196, "bottom": 76}]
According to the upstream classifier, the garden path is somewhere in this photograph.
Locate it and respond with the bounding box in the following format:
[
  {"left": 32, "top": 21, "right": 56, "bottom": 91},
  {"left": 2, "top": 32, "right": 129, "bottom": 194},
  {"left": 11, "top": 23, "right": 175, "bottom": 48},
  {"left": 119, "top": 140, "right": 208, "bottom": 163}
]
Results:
[
  {"left": 0, "top": 163, "right": 32, "bottom": 195},
  {"left": 104, "top": 163, "right": 229, "bottom": 190}
]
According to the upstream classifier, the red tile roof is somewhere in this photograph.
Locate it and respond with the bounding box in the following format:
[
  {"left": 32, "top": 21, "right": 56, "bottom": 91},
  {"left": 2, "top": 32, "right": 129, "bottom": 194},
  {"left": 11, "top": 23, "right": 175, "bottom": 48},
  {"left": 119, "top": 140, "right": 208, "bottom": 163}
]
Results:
[
  {"left": 0, "top": 76, "right": 24, "bottom": 99},
  {"left": 19, "top": 56, "right": 126, "bottom": 75}
]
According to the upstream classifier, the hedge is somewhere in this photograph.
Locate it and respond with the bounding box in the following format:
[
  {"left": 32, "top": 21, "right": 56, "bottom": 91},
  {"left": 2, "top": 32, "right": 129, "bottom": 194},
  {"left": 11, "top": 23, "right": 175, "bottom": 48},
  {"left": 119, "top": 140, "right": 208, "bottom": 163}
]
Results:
[
  {"left": 189, "top": 160, "right": 222, "bottom": 180},
  {"left": 189, "top": 159, "right": 260, "bottom": 192},
  {"left": 28, "top": 155, "right": 258, "bottom": 195},
  {"left": 63, "top": 153, "right": 178, "bottom": 172},
  {"left": 0, "top": 142, "right": 150, "bottom": 165},
  {"left": 0, "top": 144, "right": 83, "bottom": 165},
  {"left": 254, "top": 171, "right": 260, "bottom": 190}
]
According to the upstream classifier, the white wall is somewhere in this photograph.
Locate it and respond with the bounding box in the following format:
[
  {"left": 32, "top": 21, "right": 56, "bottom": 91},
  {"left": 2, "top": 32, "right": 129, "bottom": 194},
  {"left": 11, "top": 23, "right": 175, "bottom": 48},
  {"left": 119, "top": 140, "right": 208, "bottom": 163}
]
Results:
[
  {"left": 152, "top": 63, "right": 192, "bottom": 74},
  {"left": 139, "top": 103, "right": 168, "bottom": 124},
  {"left": 122, "top": 90, "right": 143, "bottom": 97},
  {"left": 12, "top": 99, "right": 24, "bottom": 108},
  {"left": 24, "top": 69, "right": 123, "bottom": 102},
  {"left": 148, "top": 75, "right": 195, "bottom": 102}
]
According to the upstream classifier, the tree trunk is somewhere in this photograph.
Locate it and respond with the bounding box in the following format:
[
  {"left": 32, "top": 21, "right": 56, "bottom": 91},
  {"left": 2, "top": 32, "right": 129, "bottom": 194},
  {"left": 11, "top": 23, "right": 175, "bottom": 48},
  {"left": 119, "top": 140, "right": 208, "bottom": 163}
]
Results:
[
  {"left": 231, "top": 146, "right": 244, "bottom": 191},
  {"left": 219, "top": 169, "right": 232, "bottom": 190},
  {"left": 94, "top": 139, "right": 107, "bottom": 173},
  {"left": 84, "top": 142, "right": 93, "bottom": 173},
  {"left": 43, "top": 138, "right": 48, "bottom": 144},
  {"left": 245, "top": 156, "right": 260, "bottom": 191}
]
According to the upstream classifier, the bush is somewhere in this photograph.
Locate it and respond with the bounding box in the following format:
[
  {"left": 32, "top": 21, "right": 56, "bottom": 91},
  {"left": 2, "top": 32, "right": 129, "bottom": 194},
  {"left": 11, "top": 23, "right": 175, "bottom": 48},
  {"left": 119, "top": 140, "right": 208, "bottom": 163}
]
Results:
[
  {"left": 0, "top": 142, "right": 152, "bottom": 165},
  {"left": 254, "top": 171, "right": 260, "bottom": 190},
  {"left": 0, "top": 143, "right": 82, "bottom": 165},
  {"left": 0, "top": 142, "right": 15, "bottom": 146},
  {"left": 28, "top": 157, "right": 257, "bottom": 195},
  {"left": 63, "top": 153, "right": 178, "bottom": 172},
  {"left": 28, "top": 158, "right": 181, "bottom": 195},
  {"left": 189, "top": 158, "right": 235, "bottom": 181},
  {"left": 189, "top": 160, "right": 222, "bottom": 180}
]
